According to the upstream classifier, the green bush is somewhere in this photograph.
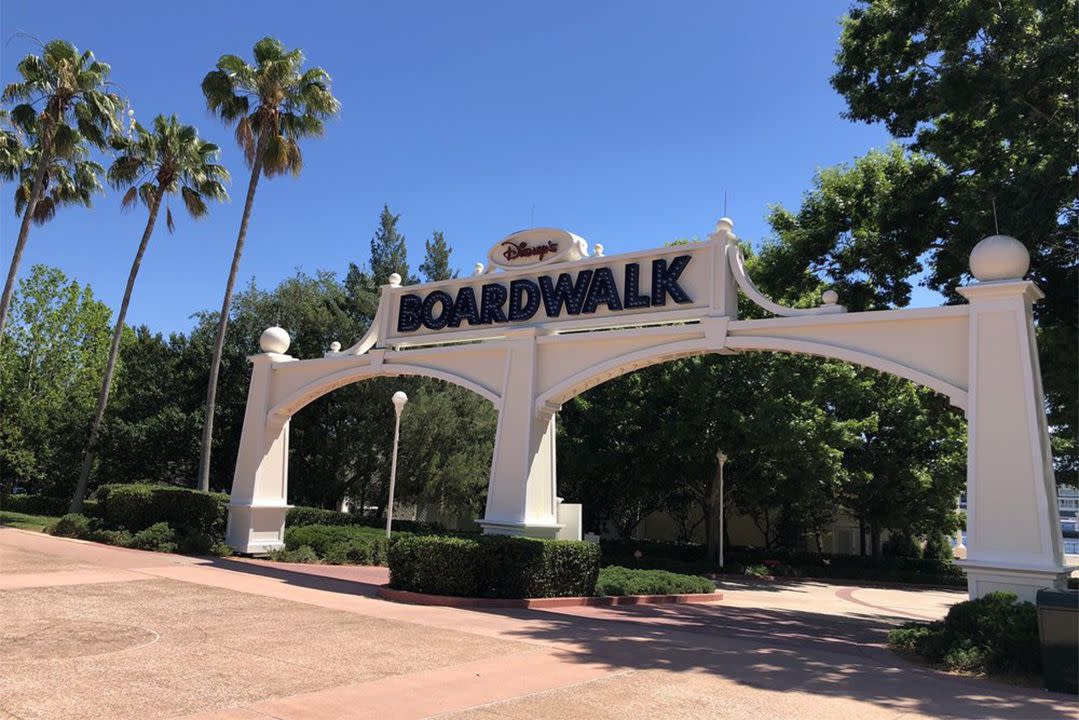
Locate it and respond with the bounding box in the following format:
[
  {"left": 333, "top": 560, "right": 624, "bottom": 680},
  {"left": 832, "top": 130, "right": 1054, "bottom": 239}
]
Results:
[
  {"left": 887, "top": 592, "right": 1041, "bottom": 676},
  {"left": 284, "top": 524, "right": 392, "bottom": 563},
  {"left": 922, "top": 533, "right": 954, "bottom": 561},
  {"left": 46, "top": 513, "right": 92, "bottom": 538},
  {"left": 85, "top": 528, "right": 134, "bottom": 547},
  {"left": 97, "top": 483, "right": 226, "bottom": 535},
  {"left": 3, "top": 494, "right": 70, "bottom": 516},
  {"left": 744, "top": 563, "right": 771, "bottom": 578},
  {"left": 389, "top": 535, "right": 601, "bottom": 599},
  {"left": 286, "top": 506, "right": 448, "bottom": 534},
  {"left": 128, "top": 522, "right": 178, "bottom": 553},
  {"left": 269, "top": 545, "right": 320, "bottom": 563},
  {"left": 883, "top": 534, "right": 923, "bottom": 558},
  {"left": 595, "top": 566, "right": 715, "bottom": 596}
]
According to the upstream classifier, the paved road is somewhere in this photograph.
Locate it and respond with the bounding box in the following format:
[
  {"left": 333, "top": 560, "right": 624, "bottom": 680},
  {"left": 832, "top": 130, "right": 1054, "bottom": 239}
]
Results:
[{"left": 1, "top": 528, "right": 1075, "bottom": 720}]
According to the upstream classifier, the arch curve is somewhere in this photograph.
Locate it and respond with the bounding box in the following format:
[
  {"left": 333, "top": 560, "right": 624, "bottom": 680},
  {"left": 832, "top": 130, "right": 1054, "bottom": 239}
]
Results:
[{"left": 267, "top": 362, "right": 500, "bottom": 431}]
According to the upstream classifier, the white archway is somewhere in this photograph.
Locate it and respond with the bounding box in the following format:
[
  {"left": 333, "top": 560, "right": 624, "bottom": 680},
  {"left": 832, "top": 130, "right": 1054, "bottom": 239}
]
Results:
[{"left": 226, "top": 219, "right": 1070, "bottom": 600}]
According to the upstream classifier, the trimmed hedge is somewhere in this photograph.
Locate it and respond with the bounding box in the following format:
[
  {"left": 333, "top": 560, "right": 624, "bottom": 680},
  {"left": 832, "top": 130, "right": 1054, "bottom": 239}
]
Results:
[
  {"left": 389, "top": 534, "right": 600, "bottom": 599},
  {"left": 888, "top": 591, "right": 1041, "bottom": 676},
  {"left": 595, "top": 566, "right": 715, "bottom": 596},
  {"left": 286, "top": 505, "right": 448, "bottom": 535},
  {"left": 284, "top": 524, "right": 393, "bottom": 565},
  {"left": 95, "top": 484, "right": 227, "bottom": 535},
  {"left": 601, "top": 539, "right": 966, "bottom": 586},
  {"left": 2, "top": 494, "right": 70, "bottom": 516}
]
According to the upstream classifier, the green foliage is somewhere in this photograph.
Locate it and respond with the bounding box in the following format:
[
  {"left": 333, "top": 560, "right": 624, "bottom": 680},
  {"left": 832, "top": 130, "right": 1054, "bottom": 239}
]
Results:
[
  {"left": 85, "top": 527, "right": 133, "bottom": 547},
  {"left": 923, "top": 533, "right": 954, "bottom": 562},
  {"left": 128, "top": 522, "right": 178, "bottom": 552},
  {"left": 97, "top": 483, "right": 226, "bottom": 534},
  {"left": 269, "top": 545, "right": 320, "bottom": 564},
  {"left": 882, "top": 534, "right": 922, "bottom": 559},
  {"left": 286, "top": 506, "right": 446, "bottom": 535},
  {"left": 2, "top": 494, "right": 69, "bottom": 516},
  {"left": 744, "top": 564, "right": 771, "bottom": 578},
  {"left": 284, "top": 524, "right": 391, "bottom": 564},
  {"left": 419, "top": 231, "right": 456, "bottom": 282},
  {"left": 595, "top": 566, "right": 714, "bottom": 596},
  {"left": 46, "top": 513, "right": 92, "bottom": 538},
  {"left": 827, "top": 1, "right": 1078, "bottom": 481},
  {"left": 888, "top": 592, "right": 1042, "bottom": 676},
  {"left": 0, "top": 266, "right": 112, "bottom": 497},
  {"left": 389, "top": 535, "right": 601, "bottom": 599}
]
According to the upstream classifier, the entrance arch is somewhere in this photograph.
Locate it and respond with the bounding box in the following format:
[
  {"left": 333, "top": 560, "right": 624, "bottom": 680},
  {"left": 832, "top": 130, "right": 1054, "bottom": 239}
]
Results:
[{"left": 226, "top": 218, "right": 1070, "bottom": 600}]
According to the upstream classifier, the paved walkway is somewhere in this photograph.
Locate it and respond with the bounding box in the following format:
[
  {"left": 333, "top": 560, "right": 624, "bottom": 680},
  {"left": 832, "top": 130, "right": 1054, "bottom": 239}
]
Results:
[{"left": 1, "top": 528, "right": 1075, "bottom": 720}]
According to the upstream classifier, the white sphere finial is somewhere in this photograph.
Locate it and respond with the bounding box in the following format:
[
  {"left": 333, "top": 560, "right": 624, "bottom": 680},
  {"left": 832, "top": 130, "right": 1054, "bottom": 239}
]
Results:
[
  {"left": 474, "top": 262, "right": 485, "bottom": 275},
  {"left": 392, "top": 390, "right": 408, "bottom": 411},
  {"left": 593, "top": 243, "right": 605, "bottom": 257},
  {"left": 716, "top": 217, "right": 734, "bottom": 233},
  {"left": 821, "top": 290, "right": 839, "bottom": 305},
  {"left": 969, "top": 234, "right": 1029, "bottom": 282},
  {"left": 388, "top": 272, "right": 402, "bottom": 288},
  {"left": 259, "top": 326, "right": 290, "bottom": 354},
  {"left": 329, "top": 341, "right": 341, "bottom": 353}
]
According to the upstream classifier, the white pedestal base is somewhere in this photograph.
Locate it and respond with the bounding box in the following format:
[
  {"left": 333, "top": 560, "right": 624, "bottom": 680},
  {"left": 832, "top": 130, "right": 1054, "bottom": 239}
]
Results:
[
  {"left": 226, "top": 503, "right": 292, "bottom": 554},
  {"left": 959, "top": 559, "right": 1073, "bottom": 603},
  {"left": 477, "top": 518, "right": 564, "bottom": 539}
]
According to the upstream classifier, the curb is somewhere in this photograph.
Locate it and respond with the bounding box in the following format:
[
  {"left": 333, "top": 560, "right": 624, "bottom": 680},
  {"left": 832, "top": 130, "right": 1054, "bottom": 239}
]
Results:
[{"left": 376, "top": 585, "right": 723, "bottom": 608}]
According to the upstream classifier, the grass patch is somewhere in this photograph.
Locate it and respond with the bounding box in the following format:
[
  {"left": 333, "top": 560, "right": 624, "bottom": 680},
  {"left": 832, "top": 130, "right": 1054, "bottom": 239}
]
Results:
[{"left": 0, "top": 509, "right": 59, "bottom": 531}]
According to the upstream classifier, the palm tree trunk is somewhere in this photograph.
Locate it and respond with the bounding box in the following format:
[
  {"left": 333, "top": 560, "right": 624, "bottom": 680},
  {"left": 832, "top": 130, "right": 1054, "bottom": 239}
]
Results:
[
  {"left": 0, "top": 153, "right": 50, "bottom": 341},
  {"left": 70, "top": 189, "right": 163, "bottom": 513},
  {"left": 197, "top": 136, "right": 267, "bottom": 492}
]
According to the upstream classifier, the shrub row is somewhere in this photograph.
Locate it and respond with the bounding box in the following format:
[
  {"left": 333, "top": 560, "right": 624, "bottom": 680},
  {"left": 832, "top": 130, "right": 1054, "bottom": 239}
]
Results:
[
  {"left": 389, "top": 534, "right": 600, "bottom": 599},
  {"left": 46, "top": 513, "right": 228, "bottom": 555},
  {"left": 94, "top": 483, "right": 228, "bottom": 535},
  {"left": 2, "top": 494, "right": 72, "bottom": 516},
  {"left": 595, "top": 566, "right": 715, "bottom": 596},
  {"left": 286, "top": 505, "right": 449, "bottom": 535},
  {"left": 888, "top": 591, "right": 1041, "bottom": 676},
  {"left": 284, "top": 524, "right": 393, "bottom": 565}
]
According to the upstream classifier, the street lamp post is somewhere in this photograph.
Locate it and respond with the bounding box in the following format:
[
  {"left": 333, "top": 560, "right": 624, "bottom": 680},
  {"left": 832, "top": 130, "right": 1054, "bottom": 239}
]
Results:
[
  {"left": 386, "top": 391, "right": 408, "bottom": 539},
  {"left": 717, "top": 449, "right": 727, "bottom": 569}
]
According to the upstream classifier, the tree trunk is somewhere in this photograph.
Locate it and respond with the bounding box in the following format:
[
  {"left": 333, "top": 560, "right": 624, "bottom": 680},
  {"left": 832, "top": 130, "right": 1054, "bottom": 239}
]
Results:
[
  {"left": 197, "top": 136, "right": 267, "bottom": 492},
  {"left": 0, "top": 147, "right": 51, "bottom": 341},
  {"left": 705, "top": 465, "right": 721, "bottom": 567},
  {"left": 70, "top": 190, "right": 164, "bottom": 513}
]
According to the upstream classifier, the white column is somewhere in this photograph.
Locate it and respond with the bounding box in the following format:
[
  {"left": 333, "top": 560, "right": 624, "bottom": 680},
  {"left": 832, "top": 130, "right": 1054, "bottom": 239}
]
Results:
[
  {"left": 958, "top": 278, "right": 1070, "bottom": 600},
  {"left": 478, "top": 329, "right": 563, "bottom": 538},
  {"left": 226, "top": 343, "right": 295, "bottom": 553}
]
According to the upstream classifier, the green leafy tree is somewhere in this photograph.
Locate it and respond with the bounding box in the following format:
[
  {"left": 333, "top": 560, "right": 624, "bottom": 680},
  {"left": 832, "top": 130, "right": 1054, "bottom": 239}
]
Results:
[
  {"left": 197, "top": 36, "right": 341, "bottom": 491},
  {"left": 0, "top": 40, "right": 121, "bottom": 338},
  {"left": 420, "top": 230, "right": 456, "bottom": 282},
  {"left": 71, "top": 115, "right": 229, "bottom": 511},
  {"left": 829, "top": 0, "right": 1077, "bottom": 481},
  {"left": 0, "top": 266, "right": 111, "bottom": 497}
]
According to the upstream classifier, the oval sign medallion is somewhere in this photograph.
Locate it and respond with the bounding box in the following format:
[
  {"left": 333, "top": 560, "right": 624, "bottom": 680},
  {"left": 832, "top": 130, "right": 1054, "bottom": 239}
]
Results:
[{"left": 487, "top": 228, "right": 588, "bottom": 270}]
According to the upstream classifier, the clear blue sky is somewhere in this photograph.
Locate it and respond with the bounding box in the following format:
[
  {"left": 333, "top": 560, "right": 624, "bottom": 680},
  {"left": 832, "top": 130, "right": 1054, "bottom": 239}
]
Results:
[{"left": 2, "top": 0, "right": 919, "bottom": 334}]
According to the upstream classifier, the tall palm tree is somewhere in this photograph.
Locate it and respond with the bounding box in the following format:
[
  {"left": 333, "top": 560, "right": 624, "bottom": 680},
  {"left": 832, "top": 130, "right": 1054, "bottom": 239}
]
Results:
[
  {"left": 0, "top": 40, "right": 121, "bottom": 339},
  {"left": 70, "top": 115, "right": 229, "bottom": 512},
  {"left": 197, "top": 36, "right": 340, "bottom": 492}
]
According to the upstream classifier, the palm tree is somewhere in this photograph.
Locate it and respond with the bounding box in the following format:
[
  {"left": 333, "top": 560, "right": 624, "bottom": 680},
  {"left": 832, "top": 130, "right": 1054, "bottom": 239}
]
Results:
[
  {"left": 196, "top": 36, "right": 340, "bottom": 492},
  {"left": 0, "top": 40, "right": 121, "bottom": 339},
  {"left": 70, "top": 115, "right": 229, "bottom": 512}
]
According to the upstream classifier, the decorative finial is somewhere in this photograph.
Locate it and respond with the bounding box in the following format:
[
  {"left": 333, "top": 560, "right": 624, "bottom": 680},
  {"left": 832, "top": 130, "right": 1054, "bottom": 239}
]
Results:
[
  {"left": 821, "top": 290, "right": 839, "bottom": 305},
  {"left": 388, "top": 273, "right": 402, "bottom": 288},
  {"left": 593, "top": 243, "right": 604, "bottom": 257},
  {"left": 259, "top": 326, "right": 290, "bottom": 354},
  {"left": 329, "top": 341, "right": 341, "bottom": 353},
  {"left": 969, "top": 235, "right": 1029, "bottom": 282},
  {"left": 474, "top": 262, "right": 485, "bottom": 275}
]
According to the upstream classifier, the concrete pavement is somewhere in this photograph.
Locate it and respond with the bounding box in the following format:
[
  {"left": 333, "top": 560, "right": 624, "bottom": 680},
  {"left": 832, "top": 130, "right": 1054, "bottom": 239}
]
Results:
[{"left": 1, "top": 528, "right": 1075, "bottom": 720}]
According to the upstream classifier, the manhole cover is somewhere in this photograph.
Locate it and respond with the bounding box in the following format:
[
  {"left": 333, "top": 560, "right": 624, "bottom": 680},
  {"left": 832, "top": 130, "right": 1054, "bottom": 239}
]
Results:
[{"left": 2, "top": 619, "right": 159, "bottom": 662}]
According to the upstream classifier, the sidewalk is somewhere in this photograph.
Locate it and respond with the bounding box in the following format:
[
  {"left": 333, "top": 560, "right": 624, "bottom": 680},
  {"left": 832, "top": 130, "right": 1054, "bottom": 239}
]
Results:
[{"left": 1, "top": 528, "right": 1074, "bottom": 720}]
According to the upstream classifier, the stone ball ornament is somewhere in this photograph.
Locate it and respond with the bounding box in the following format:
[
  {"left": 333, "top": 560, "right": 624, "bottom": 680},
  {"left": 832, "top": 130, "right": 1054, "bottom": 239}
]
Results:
[
  {"left": 821, "top": 289, "right": 839, "bottom": 305},
  {"left": 259, "top": 326, "right": 290, "bottom": 354},
  {"left": 969, "top": 234, "right": 1030, "bottom": 282}
]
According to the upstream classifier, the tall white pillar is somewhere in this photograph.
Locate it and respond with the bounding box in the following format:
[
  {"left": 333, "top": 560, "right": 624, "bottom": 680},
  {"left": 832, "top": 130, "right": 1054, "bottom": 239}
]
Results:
[
  {"left": 478, "top": 329, "right": 563, "bottom": 538},
  {"left": 226, "top": 328, "right": 294, "bottom": 553},
  {"left": 957, "top": 236, "right": 1072, "bottom": 600}
]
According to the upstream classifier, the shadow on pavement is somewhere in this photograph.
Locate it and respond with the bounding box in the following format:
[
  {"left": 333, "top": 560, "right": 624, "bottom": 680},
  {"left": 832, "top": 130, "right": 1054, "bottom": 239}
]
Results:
[
  {"left": 203, "top": 556, "right": 383, "bottom": 598},
  {"left": 474, "top": 600, "right": 1071, "bottom": 719}
]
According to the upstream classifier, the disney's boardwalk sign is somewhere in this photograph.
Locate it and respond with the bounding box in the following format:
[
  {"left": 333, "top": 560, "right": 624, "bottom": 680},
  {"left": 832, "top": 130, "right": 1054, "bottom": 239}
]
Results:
[{"left": 226, "top": 218, "right": 1071, "bottom": 603}]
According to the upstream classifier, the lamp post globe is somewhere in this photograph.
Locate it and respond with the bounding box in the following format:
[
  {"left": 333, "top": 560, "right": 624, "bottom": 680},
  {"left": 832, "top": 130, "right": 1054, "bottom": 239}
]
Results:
[{"left": 392, "top": 391, "right": 408, "bottom": 413}]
